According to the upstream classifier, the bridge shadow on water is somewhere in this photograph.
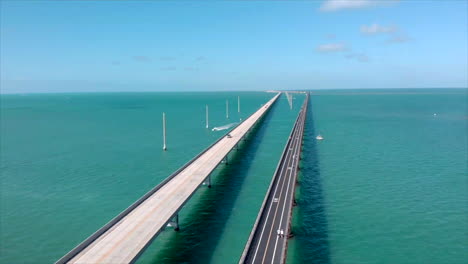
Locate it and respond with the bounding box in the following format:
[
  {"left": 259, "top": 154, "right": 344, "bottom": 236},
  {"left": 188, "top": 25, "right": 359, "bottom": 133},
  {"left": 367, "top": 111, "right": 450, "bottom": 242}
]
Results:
[
  {"left": 143, "top": 103, "right": 280, "bottom": 264},
  {"left": 294, "top": 99, "right": 331, "bottom": 264}
]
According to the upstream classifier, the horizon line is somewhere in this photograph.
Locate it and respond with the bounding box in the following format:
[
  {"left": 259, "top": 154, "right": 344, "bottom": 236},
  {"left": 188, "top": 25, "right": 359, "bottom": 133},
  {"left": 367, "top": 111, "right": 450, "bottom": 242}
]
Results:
[{"left": 1, "top": 87, "right": 467, "bottom": 95}]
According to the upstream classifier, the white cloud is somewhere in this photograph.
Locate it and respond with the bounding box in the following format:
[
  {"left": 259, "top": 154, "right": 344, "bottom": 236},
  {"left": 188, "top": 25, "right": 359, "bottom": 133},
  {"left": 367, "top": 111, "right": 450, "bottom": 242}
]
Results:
[
  {"left": 316, "top": 43, "right": 347, "bottom": 52},
  {"left": 320, "top": 0, "right": 398, "bottom": 12},
  {"left": 360, "top": 23, "right": 411, "bottom": 43},
  {"left": 320, "top": 0, "right": 373, "bottom": 11},
  {"left": 387, "top": 34, "right": 411, "bottom": 43},
  {"left": 345, "top": 53, "right": 369, "bottom": 62},
  {"left": 361, "top": 23, "right": 397, "bottom": 34}
]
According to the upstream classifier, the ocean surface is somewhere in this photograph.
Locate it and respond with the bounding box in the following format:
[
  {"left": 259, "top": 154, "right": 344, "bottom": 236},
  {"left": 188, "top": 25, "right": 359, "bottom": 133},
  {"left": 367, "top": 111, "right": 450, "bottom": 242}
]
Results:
[{"left": 1, "top": 89, "right": 467, "bottom": 264}]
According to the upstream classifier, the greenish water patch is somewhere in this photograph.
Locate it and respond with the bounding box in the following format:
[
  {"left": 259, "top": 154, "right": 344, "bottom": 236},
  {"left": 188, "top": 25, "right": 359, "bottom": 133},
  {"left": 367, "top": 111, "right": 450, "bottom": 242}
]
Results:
[
  {"left": 289, "top": 97, "right": 330, "bottom": 264},
  {"left": 0, "top": 92, "right": 287, "bottom": 263},
  {"left": 1, "top": 89, "right": 466, "bottom": 264},
  {"left": 0, "top": 92, "right": 301, "bottom": 264},
  {"left": 291, "top": 88, "right": 467, "bottom": 264},
  {"left": 136, "top": 94, "right": 303, "bottom": 263}
]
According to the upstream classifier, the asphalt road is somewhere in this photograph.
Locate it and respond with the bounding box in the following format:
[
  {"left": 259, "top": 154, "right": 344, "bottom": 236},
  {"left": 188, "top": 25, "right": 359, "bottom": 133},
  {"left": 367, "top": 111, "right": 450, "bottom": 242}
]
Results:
[{"left": 243, "top": 94, "right": 308, "bottom": 264}]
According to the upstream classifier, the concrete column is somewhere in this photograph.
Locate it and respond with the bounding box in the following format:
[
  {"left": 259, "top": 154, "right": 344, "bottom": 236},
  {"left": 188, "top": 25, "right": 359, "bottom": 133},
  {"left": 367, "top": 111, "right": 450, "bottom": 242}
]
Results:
[
  {"left": 163, "top": 112, "right": 167, "bottom": 151},
  {"left": 167, "top": 214, "right": 179, "bottom": 231}
]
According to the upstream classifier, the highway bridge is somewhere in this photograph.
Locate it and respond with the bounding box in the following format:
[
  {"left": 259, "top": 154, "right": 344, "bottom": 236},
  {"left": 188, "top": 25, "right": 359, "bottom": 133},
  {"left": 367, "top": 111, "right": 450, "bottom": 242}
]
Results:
[
  {"left": 240, "top": 93, "right": 309, "bottom": 264},
  {"left": 56, "top": 93, "right": 281, "bottom": 264}
]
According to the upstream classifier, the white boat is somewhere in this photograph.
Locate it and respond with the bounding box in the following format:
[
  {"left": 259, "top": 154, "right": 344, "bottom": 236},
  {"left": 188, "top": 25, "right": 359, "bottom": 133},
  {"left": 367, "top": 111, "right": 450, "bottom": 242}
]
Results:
[{"left": 316, "top": 134, "right": 324, "bottom": 140}]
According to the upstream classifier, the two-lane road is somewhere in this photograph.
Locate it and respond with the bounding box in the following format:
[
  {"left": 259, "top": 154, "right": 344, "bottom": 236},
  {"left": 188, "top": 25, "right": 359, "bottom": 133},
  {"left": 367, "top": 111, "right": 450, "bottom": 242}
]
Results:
[{"left": 241, "top": 93, "right": 308, "bottom": 264}]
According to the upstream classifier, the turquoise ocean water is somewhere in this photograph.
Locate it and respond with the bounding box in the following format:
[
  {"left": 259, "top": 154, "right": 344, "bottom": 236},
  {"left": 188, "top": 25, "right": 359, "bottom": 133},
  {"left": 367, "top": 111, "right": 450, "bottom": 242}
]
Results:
[{"left": 1, "top": 89, "right": 466, "bottom": 264}]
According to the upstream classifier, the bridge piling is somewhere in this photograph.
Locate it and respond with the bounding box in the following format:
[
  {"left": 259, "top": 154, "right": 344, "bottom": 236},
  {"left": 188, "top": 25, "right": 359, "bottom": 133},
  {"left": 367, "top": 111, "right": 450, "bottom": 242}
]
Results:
[
  {"left": 163, "top": 112, "right": 167, "bottom": 151},
  {"left": 167, "top": 214, "right": 179, "bottom": 231},
  {"left": 226, "top": 100, "right": 229, "bottom": 119},
  {"left": 206, "top": 105, "right": 209, "bottom": 129},
  {"left": 203, "top": 175, "right": 212, "bottom": 188}
]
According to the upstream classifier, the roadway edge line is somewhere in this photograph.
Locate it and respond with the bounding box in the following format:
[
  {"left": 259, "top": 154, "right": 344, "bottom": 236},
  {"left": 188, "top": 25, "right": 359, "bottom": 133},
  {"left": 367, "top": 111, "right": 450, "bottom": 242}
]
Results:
[
  {"left": 239, "top": 93, "right": 307, "bottom": 264},
  {"left": 279, "top": 93, "right": 309, "bottom": 263}
]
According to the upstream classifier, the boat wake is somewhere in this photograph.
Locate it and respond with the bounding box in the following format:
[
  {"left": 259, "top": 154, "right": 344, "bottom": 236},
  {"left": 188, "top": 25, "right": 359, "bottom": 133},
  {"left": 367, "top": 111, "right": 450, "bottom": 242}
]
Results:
[{"left": 212, "top": 122, "right": 238, "bottom": 131}]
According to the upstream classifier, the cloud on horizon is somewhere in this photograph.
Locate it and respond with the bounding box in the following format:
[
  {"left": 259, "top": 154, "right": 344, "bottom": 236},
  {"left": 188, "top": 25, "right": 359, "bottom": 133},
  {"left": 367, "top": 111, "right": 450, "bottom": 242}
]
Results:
[
  {"left": 361, "top": 23, "right": 397, "bottom": 34},
  {"left": 345, "top": 52, "right": 370, "bottom": 62},
  {"left": 316, "top": 43, "right": 347, "bottom": 52},
  {"left": 387, "top": 34, "right": 411, "bottom": 43},
  {"left": 317, "top": 39, "right": 369, "bottom": 62},
  {"left": 360, "top": 23, "right": 411, "bottom": 43},
  {"left": 320, "top": 0, "right": 399, "bottom": 12}
]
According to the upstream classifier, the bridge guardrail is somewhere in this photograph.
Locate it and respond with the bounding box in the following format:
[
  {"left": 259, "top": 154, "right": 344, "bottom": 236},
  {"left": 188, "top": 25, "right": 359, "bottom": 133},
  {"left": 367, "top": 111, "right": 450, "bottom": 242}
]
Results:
[{"left": 238, "top": 93, "right": 306, "bottom": 263}]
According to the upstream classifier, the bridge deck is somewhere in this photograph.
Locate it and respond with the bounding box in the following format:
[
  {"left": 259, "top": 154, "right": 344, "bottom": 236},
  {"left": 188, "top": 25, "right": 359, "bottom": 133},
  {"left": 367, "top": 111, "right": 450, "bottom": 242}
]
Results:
[
  {"left": 59, "top": 93, "right": 280, "bottom": 264},
  {"left": 240, "top": 93, "right": 308, "bottom": 264}
]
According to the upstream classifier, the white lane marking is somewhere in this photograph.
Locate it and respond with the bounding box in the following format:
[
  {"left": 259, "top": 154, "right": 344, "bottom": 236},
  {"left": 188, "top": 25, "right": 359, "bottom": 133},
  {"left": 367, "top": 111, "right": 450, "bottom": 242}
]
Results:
[
  {"left": 260, "top": 132, "right": 298, "bottom": 264},
  {"left": 271, "top": 108, "right": 306, "bottom": 262},
  {"left": 252, "top": 103, "right": 307, "bottom": 263},
  {"left": 259, "top": 110, "right": 306, "bottom": 263},
  {"left": 251, "top": 128, "right": 297, "bottom": 263},
  {"left": 262, "top": 110, "right": 305, "bottom": 263}
]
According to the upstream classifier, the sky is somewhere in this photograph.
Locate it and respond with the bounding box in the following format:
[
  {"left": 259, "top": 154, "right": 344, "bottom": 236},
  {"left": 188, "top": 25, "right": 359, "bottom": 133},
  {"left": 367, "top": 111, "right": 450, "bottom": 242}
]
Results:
[{"left": 1, "top": 0, "right": 467, "bottom": 93}]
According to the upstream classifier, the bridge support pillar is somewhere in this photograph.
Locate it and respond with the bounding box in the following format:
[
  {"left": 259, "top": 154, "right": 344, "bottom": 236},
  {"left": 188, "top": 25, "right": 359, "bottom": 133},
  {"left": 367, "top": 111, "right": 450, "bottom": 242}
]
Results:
[
  {"left": 221, "top": 155, "right": 229, "bottom": 165},
  {"left": 167, "top": 214, "right": 179, "bottom": 231},
  {"left": 203, "top": 175, "right": 211, "bottom": 188}
]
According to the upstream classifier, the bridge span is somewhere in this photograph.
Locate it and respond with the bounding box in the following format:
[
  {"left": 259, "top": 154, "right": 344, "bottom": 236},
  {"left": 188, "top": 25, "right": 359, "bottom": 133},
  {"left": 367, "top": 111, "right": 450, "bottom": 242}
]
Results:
[
  {"left": 240, "top": 92, "right": 309, "bottom": 264},
  {"left": 57, "top": 93, "right": 280, "bottom": 264}
]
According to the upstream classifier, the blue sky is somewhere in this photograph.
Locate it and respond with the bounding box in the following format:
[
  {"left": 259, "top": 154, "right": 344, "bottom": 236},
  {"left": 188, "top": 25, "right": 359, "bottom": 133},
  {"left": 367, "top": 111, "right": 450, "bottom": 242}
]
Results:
[{"left": 1, "top": 0, "right": 467, "bottom": 93}]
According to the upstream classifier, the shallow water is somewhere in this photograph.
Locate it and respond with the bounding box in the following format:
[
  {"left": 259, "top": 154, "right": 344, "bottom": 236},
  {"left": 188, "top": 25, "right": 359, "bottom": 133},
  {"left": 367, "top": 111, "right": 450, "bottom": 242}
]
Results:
[
  {"left": 1, "top": 89, "right": 466, "bottom": 264},
  {"left": 289, "top": 88, "right": 468, "bottom": 264}
]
